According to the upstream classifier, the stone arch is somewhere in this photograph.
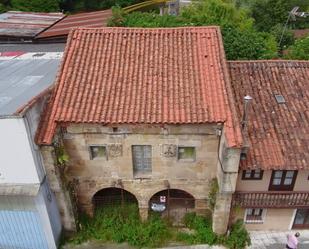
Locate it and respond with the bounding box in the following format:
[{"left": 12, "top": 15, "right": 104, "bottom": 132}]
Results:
[
  {"left": 149, "top": 188, "right": 195, "bottom": 224},
  {"left": 92, "top": 187, "right": 138, "bottom": 210}
]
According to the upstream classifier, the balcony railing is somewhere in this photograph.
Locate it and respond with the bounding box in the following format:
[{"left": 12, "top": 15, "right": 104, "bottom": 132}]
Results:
[{"left": 233, "top": 191, "right": 309, "bottom": 208}]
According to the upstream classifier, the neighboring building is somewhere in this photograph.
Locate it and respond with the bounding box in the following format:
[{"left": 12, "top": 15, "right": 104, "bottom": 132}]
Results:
[
  {"left": 0, "top": 52, "right": 63, "bottom": 249},
  {"left": 36, "top": 27, "right": 243, "bottom": 234},
  {"left": 0, "top": 11, "right": 64, "bottom": 43},
  {"left": 229, "top": 61, "right": 309, "bottom": 231},
  {"left": 36, "top": 9, "right": 112, "bottom": 42}
]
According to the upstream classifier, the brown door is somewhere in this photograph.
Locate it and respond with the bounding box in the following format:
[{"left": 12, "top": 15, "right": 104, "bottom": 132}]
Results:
[
  {"left": 293, "top": 209, "right": 309, "bottom": 229},
  {"left": 269, "top": 170, "right": 297, "bottom": 191}
]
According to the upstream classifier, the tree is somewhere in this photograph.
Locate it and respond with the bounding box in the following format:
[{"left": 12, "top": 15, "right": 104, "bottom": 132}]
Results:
[
  {"left": 250, "top": 0, "right": 309, "bottom": 32},
  {"left": 108, "top": 1, "right": 278, "bottom": 60},
  {"left": 10, "top": 0, "right": 60, "bottom": 12},
  {"left": 222, "top": 25, "right": 277, "bottom": 59},
  {"left": 270, "top": 24, "right": 295, "bottom": 51},
  {"left": 285, "top": 35, "right": 309, "bottom": 60},
  {"left": 181, "top": 0, "right": 254, "bottom": 30}
]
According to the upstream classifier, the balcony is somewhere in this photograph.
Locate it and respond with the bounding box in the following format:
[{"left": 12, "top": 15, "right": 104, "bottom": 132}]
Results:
[{"left": 233, "top": 191, "right": 309, "bottom": 208}]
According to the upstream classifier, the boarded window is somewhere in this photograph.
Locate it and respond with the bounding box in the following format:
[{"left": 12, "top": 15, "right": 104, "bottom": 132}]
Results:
[
  {"left": 132, "top": 145, "right": 152, "bottom": 174},
  {"left": 89, "top": 146, "right": 107, "bottom": 160}
]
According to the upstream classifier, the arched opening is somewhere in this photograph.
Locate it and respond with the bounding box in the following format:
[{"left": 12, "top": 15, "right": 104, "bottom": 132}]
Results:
[
  {"left": 149, "top": 189, "right": 195, "bottom": 224},
  {"left": 92, "top": 187, "right": 138, "bottom": 210}
]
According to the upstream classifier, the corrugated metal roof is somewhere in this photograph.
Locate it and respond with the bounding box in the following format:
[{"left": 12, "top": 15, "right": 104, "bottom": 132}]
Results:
[
  {"left": 0, "top": 52, "right": 62, "bottom": 116},
  {"left": 37, "top": 9, "right": 112, "bottom": 39},
  {"left": 0, "top": 11, "right": 64, "bottom": 38},
  {"left": 0, "top": 43, "right": 65, "bottom": 52}
]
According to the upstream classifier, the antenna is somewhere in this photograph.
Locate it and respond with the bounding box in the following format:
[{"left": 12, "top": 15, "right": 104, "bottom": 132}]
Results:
[{"left": 279, "top": 6, "right": 309, "bottom": 47}]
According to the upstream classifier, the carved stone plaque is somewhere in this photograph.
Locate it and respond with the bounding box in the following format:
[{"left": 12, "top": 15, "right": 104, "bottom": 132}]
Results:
[
  {"left": 161, "top": 144, "right": 176, "bottom": 157},
  {"left": 108, "top": 144, "right": 123, "bottom": 157}
]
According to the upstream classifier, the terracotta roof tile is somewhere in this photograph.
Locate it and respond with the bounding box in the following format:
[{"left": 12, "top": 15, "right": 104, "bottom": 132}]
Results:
[
  {"left": 36, "top": 27, "right": 242, "bottom": 147},
  {"left": 229, "top": 60, "right": 309, "bottom": 170}
]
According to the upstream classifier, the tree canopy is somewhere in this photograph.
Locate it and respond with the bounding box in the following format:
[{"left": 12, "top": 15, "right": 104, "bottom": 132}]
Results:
[
  {"left": 108, "top": 0, "right": 278, "bottom": 60},
  {"left": 285, "top": 35, "right": 309, "bottom": 60},
  {"left": 10, "top": 0, "right": 60, "bottom": 12}
]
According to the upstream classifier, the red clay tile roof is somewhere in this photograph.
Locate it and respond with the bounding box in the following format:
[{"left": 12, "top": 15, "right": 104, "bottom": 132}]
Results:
[
  {"left": 36, "top": 9, "right": 112, "bottom": 40},
  {"left": 229, "top": 60, "right": 309, "bottom": 170},
  {"left": 36, "top": 27, "right": 242, "bottom": 147}
]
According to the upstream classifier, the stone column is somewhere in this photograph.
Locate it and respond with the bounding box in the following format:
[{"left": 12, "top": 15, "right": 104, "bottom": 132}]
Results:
[
  {"left": 139, "top": 207, "right": 149, "bottom": 221},
  {"left": 212, "top": 193, "right": 233, "bottom": 234},
  {"left": 195, "top": 199, "right": 209, "bottom": 216},
  {"left": 213, "top": 131, "right": 241, "bottom": 234},
  {"left": 41, "top": 146, "right": 76, "bottom": 232}
]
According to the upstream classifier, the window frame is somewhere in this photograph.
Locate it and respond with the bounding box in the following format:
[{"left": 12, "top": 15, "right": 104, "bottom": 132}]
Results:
[
  {"left": 89, "top": 145, "right": 108, "bottom": 160},
  {"left": 244, "top": 208, "right": 266, "bottom": 224},
  {"left": 132, "top": 145, "right": 152, "bottom": 175},
  {"left": 177, "top": 146, "right": 196, "bottom": 162},
  {"left": 241, "top": 169, "right": 264, "bottom": 180},
  {"left": 269, "top": 170, "right": 298, "bottom": 191}
]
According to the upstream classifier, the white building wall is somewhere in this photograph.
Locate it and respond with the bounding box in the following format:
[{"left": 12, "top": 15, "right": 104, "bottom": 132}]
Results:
[
  {"left": 35, "top": 180, "right": 62, "bottom": 249},
  {"left": 0, "top": 118, "right": 40, "bottom": 184}
]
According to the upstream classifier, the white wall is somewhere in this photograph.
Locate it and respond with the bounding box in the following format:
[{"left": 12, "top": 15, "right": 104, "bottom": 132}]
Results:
[
  {"left": 35, "top": 180, "right": 62, "bottom": 249},
  {"left": 0, "top": 118, "right": 40, "bottom": 184}
]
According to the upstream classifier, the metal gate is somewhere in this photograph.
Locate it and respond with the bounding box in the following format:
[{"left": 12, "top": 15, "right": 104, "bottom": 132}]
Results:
[{"left": 0, "top": 196, "right": 49, "bottom": 249}]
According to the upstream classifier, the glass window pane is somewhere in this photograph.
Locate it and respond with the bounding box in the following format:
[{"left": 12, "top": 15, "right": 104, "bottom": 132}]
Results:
[
  {"left": 274, "top": 171, "right": 283, "bottom": 178},
  {"left": 272, "top": 179, "right": 281, "bottom": 185},
  {"left": 294, "top": 210, "right": 306, "bottom": 225},
  {"left": 286, "top": 171, "right": 294, "bottom": 178},
  {"left": 245, "top": 171, "right": 251, "bottom": 178},
  {"left": 254, "top": 171, "right": 261, "bottom": 178},
  {"left": 247, "top": 209, "right": 253, "bottom": 215},
  {"left": 132, "top": 145, "right": 152, "bottom": 173},
  {"left": 284, "top": 178, "right": 293, "bottom": 185}
]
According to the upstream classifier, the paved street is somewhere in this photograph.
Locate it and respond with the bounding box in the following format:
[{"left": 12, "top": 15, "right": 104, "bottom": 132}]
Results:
[{"left": 249, "top": 230, "right": 309, "bottom": 249}]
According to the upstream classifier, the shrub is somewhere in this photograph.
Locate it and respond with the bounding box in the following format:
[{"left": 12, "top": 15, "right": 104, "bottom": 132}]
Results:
[
  {"left": 225, "top": 219, "right": 251, "bottom": 249},
  {"left": 69, "top": 204, "right": 170, "bottom": 248},
  {"left": 285, "top": 35, "right": 309, "bottom": 60},
  {"left": 177, "top": 213, "right": 217, "bottom": 245}
]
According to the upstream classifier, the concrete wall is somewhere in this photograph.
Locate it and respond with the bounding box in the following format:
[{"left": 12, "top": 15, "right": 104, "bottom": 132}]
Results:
[
  {"left": 35, "top": 180, "right": 62, "bottom": 249},
  {"left": 236, "top": 170, "right": 309, "bottom": 191},
  {"left": 0, "top": 118, "right": 40, "bottom": 184},
  {"left": 62, "top": 123, "right": 220, "bottom": 215},
  {"left": 233, "top": 208, "right": 295, "bottom": 231}
]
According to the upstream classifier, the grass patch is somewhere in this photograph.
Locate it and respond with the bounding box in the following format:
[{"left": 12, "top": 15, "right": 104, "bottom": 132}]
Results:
[
  {"left": 68, "top": 206, "right": 250, "bottom": 249},
  {"left": 176, "top": 213, "right": 251, "bottom": 249},
  {"left": 69, "top": 204, "right": 170, "bottom": 248}
]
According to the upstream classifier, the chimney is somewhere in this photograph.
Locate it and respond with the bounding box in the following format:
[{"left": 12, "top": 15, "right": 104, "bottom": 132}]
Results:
[{"left": 241, "top": 95, "right": 253, "bottom": 130}]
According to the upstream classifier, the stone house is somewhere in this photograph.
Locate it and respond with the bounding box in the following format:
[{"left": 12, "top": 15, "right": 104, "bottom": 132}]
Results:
[
  {"left": 36, "top": 27, "right": 243, "bottom": 234},
  {"left": 229, "top": 61, "right": 309, "bottom": 231}
]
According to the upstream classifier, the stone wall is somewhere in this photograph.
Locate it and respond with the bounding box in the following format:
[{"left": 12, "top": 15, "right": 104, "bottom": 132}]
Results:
[
  {"left": 40, "top": 146, "right": 76, "bottom": 232},
  {"left": 61, "top": 124, "right": 221, "bottom": 217}
]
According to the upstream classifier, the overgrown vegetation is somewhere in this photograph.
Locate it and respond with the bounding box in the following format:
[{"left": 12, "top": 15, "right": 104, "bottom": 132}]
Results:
[
  {"left": 69, "top": 204, "right": 170, "bottom": 248},
  {"left": 285, "top": 34, "right": 309, "bottom": 60},
  {"left": 208, "top": 178, "right": 219, "bottom": 211},
  {"left": 108, "top": 0, "right": 279, "bottom": 60},
  {"left": 68, "top": 204, "right": 250, "bottom": 249},
  {"left": 176, "top": 213, "right": 251, "bottom": 249}
]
